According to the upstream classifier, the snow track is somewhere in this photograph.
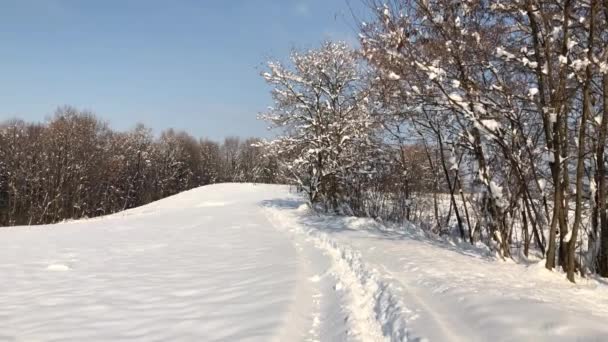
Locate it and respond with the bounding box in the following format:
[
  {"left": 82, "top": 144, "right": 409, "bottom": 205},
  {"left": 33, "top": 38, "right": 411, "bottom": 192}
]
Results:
[{"left": 264, "top": 201, "right": 410, "bottom": 341}]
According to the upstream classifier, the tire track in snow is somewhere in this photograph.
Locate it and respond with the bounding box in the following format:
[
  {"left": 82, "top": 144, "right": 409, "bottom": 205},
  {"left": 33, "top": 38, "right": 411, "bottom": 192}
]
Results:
[
  {"left": 264, "top": 204, "right": 411, "bottom": 342},
  {"left": 378, "top": 264, "right": 478, "bottom": 342},
  {"left": 269, "top": 218, "right": 349, "bottom": 342}
]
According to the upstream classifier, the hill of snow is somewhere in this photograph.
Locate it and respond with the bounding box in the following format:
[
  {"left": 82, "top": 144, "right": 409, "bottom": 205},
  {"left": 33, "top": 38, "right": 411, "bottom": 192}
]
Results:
[{"left": 1, "top": 183, "right": 607, "bottom": 341}]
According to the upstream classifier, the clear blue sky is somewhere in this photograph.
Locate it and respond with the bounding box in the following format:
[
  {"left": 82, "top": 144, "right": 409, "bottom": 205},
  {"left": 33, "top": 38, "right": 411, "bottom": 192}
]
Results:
[{"left": 0, "top": 0, "right": 368, "bottom": 141}]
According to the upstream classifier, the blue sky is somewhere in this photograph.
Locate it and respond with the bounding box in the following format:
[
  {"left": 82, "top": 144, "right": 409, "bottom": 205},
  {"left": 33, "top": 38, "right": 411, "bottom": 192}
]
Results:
[{"left": 0, "top": 0, "right": 368, "bottom": 141}]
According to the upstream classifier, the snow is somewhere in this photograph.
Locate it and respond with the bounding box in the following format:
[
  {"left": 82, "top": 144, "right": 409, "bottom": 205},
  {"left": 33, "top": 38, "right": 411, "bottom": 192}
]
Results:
[
  {"left": 415, "top": 62, "right": 445, "bottom": 81},
  {"left": 528, "top": 87, "right": 539, "bottom": 97},
  {"left": 489, "top": 181, "right": 503, "bottom": 200},
  {"left": 2, "top": 184, "right": 608, "bottom": 341},
  {"left": 479, "top": 119, "right": 501, "bottom": 132},
  {"left": 264, "top": 189, "right": 608, "bottom": 341},
  {"left": 454, "top": 17, "right": 461, "bottom": 28},
  {"left": 563, "top": 229, "right": 573, "bottom": 244},
  {"left": 594, "top": 115, "right": 602, "bottom": 126},
  {"left": 46, "top": 264, "right": 71, "bottom": 271},
  {"left": 448, "top": 156, "right": 458, "bottom": 171},
  {"left": 539, "top": 179, "right": 547, "bottom": 191},
  {"left": 387, "top": 71, "right": 401, "bottom": 80},
  {"left": 522, "top": 57, "right": 538, "bottom": 69},
  {"left": 447, "top": 92, "right": 463, "bottom": 103},
  {"left": 542, "top": 62, "right": 549, "bottom": 75},
  {"left": 496, "top": 46, "right": 515, "bottom": 60},
  {"left": 0, "top": 184, "right": 348, "bottom": 341},
  {"left": 473, "top": 103, "right": 486, "bottom": 115},
  {"left": 571, "top": 58, "right": 590, "bottom": 71},
  {"left": 549, "top": 112, "right": 558, "bottom": 124}
]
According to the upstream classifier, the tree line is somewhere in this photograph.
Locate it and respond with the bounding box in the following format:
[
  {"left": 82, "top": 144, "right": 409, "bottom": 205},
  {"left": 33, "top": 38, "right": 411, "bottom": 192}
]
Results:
[
  {"left": 259, "top": 0, "right": 608, "bottom": 282},
  {"left": 0, "top": 106, "right": 277, "bottom": 227}
]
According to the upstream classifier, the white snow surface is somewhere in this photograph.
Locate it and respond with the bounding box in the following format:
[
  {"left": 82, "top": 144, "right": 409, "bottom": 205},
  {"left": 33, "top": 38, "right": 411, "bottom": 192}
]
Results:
[{"left": 2, "top": 183, "right": 608, "bottom": 341}]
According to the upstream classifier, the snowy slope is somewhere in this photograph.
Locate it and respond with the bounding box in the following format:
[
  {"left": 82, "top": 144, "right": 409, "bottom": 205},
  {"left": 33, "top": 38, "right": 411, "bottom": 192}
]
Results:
[
  {"left": 1, "top": 184, "right": 608, "bottom": 341},
  {"left": 0, "top": 184, "right": 350, "bottom": 341}
]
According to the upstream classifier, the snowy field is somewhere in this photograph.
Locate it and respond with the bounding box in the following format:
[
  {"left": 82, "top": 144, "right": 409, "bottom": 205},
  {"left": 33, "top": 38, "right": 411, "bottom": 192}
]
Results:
[{"left": 1, "top": 183, "right": 608, "bottom": 341}]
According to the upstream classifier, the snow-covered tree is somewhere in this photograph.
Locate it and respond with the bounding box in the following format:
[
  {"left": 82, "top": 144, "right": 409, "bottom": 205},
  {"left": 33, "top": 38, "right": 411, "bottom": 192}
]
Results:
[
  {"left": 359, "top": 0, "right": 608, "bottom": 280},
  {"left": 260, "top": 41, "right": 378, "bottom": 211}
]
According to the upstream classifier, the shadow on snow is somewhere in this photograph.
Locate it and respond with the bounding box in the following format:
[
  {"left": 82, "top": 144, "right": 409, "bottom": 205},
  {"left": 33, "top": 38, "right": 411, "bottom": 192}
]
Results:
[{"left": 260, "top": 197, "right": 494, "bottom": 262}]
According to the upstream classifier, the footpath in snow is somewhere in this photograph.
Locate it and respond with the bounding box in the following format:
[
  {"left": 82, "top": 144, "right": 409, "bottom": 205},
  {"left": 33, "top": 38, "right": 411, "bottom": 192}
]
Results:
[
  {"left": 1, "top": 183, "right": 608, "bottom": 341},
  {"left": 264, "top": 187, "right": 608, "bottom": 342}
]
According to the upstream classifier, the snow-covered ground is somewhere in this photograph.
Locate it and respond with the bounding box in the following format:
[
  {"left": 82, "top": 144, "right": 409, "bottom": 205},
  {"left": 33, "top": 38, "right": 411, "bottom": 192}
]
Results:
[{"left": 1, "top": 183, "right": 608, "bottom": 341}]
